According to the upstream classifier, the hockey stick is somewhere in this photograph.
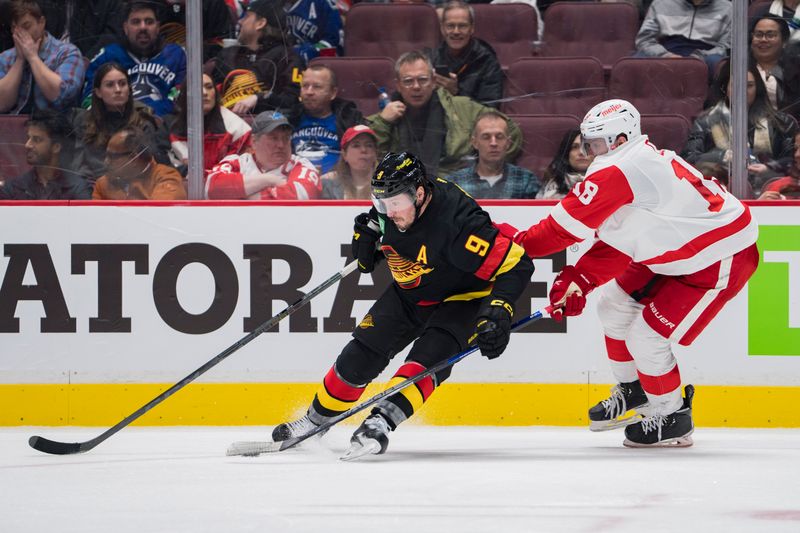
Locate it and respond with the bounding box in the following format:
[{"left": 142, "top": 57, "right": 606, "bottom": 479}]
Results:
[
  {"left": 29, "top": 260, "right": 360, "bottom": 456},
  {"left": 227, "top": 306, "right": 553, "bottom": 457}
]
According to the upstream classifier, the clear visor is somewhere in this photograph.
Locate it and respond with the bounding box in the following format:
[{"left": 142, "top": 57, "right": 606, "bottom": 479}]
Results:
[
  {"left": 581, "top": 136, "right": 610, "bottom": 157},
  {"left": 371, "top": 188, "right": 417, "bottom": 214}
]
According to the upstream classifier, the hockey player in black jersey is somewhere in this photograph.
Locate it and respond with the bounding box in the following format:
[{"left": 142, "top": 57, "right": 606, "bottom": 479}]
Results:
[{"left": 271, "top": 151, "right": 534, "bottom": 460}]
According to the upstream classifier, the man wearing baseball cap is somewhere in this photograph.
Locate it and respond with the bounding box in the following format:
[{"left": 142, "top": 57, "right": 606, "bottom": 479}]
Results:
[
  {"left": 322, "top": 124, "right": 379, "bottom": 199},
  {"left": 206, "top": 110, "right": 322, "bottom": 200},
  {"left": 209, "top": 0, "right": 305, "bottom": 117}
]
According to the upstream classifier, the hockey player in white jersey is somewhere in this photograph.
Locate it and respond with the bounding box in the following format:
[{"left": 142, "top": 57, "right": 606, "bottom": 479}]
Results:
[{"left": 498, "top": 99, "right": 760, "bottom": 447}]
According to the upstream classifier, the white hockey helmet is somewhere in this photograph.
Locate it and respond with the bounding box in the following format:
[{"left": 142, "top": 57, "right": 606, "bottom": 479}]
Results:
[{"left": 580, "top": 99, "right": 641, "bottom": 155}]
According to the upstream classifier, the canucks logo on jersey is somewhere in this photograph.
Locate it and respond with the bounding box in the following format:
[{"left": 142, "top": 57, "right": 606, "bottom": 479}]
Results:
[{"left": 381, "top": 245, "right": 434, "bottom": 289}]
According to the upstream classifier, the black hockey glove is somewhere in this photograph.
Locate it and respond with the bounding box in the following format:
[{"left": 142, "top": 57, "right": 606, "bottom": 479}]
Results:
[
  {"left": 475, "top": 298, "right": 514, "bottom": 360},
  {"left": 352, "top": 212, "right": 383, "bottom": 273}
]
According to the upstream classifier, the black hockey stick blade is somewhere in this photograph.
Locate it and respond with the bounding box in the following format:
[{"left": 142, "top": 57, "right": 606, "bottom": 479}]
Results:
[
  {"left": 253, "top": 306, "right": 552, "bottom": 455},
  {"left": 29, "top": 260, "right": 359, "bottom": 456},
  {"left": 28, "top": 435, "right": 93, "bottom": 455}
]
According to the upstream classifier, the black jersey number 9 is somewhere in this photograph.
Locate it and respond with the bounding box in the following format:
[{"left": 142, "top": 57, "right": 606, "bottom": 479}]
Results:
[{"left": 465, "top": 234, "right": 490, "bottom": 257}]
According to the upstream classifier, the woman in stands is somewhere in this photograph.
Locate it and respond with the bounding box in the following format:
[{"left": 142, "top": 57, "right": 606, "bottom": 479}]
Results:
[
  {"left": 683, "top": 60, "right": 798, "bottom": 195},
  {"left": 749, "top": 14, "right": 797, "bottom": 114},
  {"left": 71, "top": 62, "right": 170, "bottom": 185},
  {"left": 321, "top": 125, "right": 378, "bottom": 200},
  {"left": 169, "top": 73, "right": 252, "bottom": 176},
  {"left": 536, "top": 128, "right": 593, "bottom": 199}
]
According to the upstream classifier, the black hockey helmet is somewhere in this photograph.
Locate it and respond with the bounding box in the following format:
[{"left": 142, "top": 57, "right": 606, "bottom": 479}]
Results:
[
  {"left": 370, "top": 152, "right": 431, "bottom": 227},
  {"left": 371, "top": 151, "right": 428, "bottom": 199}
]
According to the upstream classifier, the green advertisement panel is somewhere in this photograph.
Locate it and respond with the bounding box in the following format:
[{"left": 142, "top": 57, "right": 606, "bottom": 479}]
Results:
[{"left": 749, "top": 225, "right": 800, "bottom": 356}]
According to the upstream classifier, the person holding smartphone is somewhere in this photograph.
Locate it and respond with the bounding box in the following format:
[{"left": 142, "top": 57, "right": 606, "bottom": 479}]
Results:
[{"left": 428, "top": 1, "right": 503, "bottom": 108}]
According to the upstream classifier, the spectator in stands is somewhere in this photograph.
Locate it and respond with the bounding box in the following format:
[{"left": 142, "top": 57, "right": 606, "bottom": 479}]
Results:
[
  {"left": 635, "top": 0, "right": 731, "bottom": 74},
  {"left": 759, "top": 131, "right": 800, "bottom": 199},
  {"left": 286, "top": 0, "right": 343, "bottom": 62},
  {"left": 169, "top": 73, "right": 252, "bottom": 176},
  {"left": 37, "top": 0, "right": 120, "bottom": 56},
  {"left": 210, "top": 0, "right": 305, "bottom": 118},
  {"left": 158, "top": 0, "right": 235, "bottom": 62},
  {"left": 72, "top": 62, "right": 170, "bottom": 185},
  {"left": 368, "top": 50, "right": 521, "bottom": 177},
  {"left": 0, "top": 109, "right": 90, "bottom": 199},
  {"left": 0, "top": 0, "right": 86, "bottom": 115},
  {"left": 751, "top": 0, "right": 800, "bottom": 43},
  {"left": 93, "top": 126, "right": 187, "bottom": 200},
  {"left": 447, "top": 111, "right": 540, "bottom": 198},
  {"left": 536, "top": 128, "right": 593, "bottom": 199},
  {"left": 283, "top": 64, "right": 364, "bottom": 174},
  {"left": 428, "top": 1, "right": 504, "bottom": 108},
  {"left": 83, "top": 1, "right": 187, "bottom": 117},
  {"left": 683, "top": 60, "right": 798, "bottom": 194},
  {"left": 321, "top": 124, "right": 378, "bottom": 199},
  {"left": 750, "top": 14, "right": 797, "bottom": 112},
  {"left": 205, "top": 110, "right": 322, "bottom": 199}
]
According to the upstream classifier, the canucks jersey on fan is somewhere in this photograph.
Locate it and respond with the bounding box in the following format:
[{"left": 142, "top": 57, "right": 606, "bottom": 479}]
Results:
[
  {"left": 286, "top": 0, "right": 344, "bottom": 62},
  {"left": 83, "top": 44, "right": 186, "bottom": 117}
]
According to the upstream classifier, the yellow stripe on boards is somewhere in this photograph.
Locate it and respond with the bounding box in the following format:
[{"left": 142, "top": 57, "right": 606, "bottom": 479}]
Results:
[{"left": 1, "top": 383, "right": 799, "bottom": 427}]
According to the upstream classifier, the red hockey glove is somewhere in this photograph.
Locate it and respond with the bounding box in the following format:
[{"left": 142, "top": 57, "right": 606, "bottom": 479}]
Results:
[{"left": 549, "top": 265, "right": 595, "bottom": 322}]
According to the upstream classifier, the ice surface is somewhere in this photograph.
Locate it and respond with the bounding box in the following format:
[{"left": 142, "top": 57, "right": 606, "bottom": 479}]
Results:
[{"left": 2, "top": 426, "right": 799, "bottom": 533}]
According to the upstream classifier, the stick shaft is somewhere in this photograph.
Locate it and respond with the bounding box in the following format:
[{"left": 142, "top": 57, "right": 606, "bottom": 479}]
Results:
[
  {"left": 279, "top": 307, "right": 550, "bottom": 451},
  {"left": 29, "top": 260, "right": 359, "bottom": 455}
]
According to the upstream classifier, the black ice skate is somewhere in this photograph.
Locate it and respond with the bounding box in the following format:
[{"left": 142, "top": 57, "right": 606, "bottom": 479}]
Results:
[
  {"left": 589, "top": 380, "right": 650, "bottom": 431},
  {"left": 340, "top": 413, "right": 391, "bottom": 461},
  {"left": 623, "top": 385, "right": 695, "bottom": 448}
]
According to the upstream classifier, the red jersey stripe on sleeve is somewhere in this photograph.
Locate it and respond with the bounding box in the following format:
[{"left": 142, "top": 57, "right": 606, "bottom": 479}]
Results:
[
  {"left": 641, "top": 206, "right": 752, "bottom": 266},
  {"left": 474, "top": 234, "right": 511, "bottom": 280}
]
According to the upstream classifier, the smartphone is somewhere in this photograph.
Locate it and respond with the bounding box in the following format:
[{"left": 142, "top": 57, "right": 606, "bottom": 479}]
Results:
[{"left": 435, "top": 64, "right": 450, "bottom": 77}]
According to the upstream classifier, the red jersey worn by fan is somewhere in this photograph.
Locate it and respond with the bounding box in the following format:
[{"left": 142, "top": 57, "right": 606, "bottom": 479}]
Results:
[
  {"left": 206, "top": 153, "right": 321, "bottom": 200},
  {"left": 502, "top": 99, "right": 760, "bottom": 448},
  {"left": 170, "top": 106, "right": 252, "bottom": 174}
]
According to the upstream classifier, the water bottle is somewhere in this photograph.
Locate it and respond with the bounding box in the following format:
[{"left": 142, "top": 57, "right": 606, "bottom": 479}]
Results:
[{"left": 378, "top": 86, "right": 390, "bottom": 111}]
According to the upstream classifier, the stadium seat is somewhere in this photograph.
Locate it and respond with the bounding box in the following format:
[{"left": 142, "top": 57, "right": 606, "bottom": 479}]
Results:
[
  {"left": 641, "top": 114, "right": 692, "bottom": 154},
  {"left": 310, "top": 56, "right": 396, "bottom": 116},
  {"left": 748, "top": 0, "right": 772, "bottom": 19},
  {"left": 471, "top": 3, "right": 538, "bottom": 70},
  {"left": 507, "top": 114, "right": 581, "bottom": 177},
  {"left": 541, "top": 2, "right": 639, "bottom": 72},
  {"left": 0, "top": 115, "right": 29, "bottom": 183},
  {"left": 608, "top": 57, "right": 709, "bottom": 122},
  {"left": 343, "top": 4, "right": 440, "bottom": 59},
  {"left": 502, "top": 57, "right": 605, "bottom": 116}
]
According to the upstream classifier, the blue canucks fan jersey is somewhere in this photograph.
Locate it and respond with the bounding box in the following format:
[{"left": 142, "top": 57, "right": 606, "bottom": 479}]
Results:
[
  {"left": 285, "top": 0, "right": 343, "bottom": 62},
  {"left": 83, "top": 43, "right": 187, "bottom": 117}
]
